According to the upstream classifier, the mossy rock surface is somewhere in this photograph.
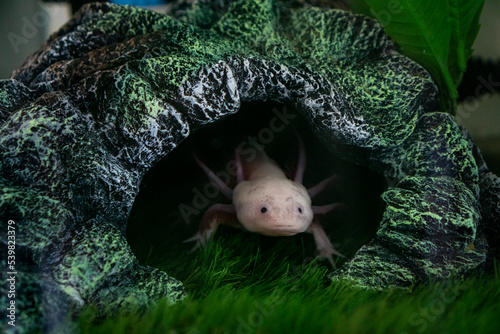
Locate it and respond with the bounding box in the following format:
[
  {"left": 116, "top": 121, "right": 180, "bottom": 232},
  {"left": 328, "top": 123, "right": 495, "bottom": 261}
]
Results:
[{"left": 1, "top": 0, "right": 499, "bottom": 332}]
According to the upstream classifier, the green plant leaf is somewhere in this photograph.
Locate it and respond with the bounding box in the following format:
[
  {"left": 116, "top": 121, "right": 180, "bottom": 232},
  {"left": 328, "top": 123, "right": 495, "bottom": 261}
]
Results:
[
  {"left": 350, "top": 0, "right": 372, "bottom": 16},
  {"left": 449, "top": 0, "right": 484, "bottom": 87},
  {"left": 359, "top": 0, "right": 484, "bottom": 114}
]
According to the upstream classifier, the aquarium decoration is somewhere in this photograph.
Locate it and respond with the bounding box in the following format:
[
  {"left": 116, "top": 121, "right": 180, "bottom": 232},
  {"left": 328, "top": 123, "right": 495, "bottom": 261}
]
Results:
[{"left": 0, "top": 0, "right": 498, "bottom": 332}]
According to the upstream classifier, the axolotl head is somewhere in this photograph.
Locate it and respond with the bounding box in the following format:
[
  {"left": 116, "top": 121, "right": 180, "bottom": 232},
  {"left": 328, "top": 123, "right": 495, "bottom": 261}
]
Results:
[{"left": 232, "top": 178, "right": 314, "bottom": 236}]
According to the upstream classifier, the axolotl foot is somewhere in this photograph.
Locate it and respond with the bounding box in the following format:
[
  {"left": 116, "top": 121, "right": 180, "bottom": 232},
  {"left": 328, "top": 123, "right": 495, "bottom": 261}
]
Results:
[
  {"left": 184, "top": 203, "right": 237, "bottom": 251},
  {"left": 183, "top": 231, "right": 212, "bottom": 252},
  {"left": 307, "top": 220, "right": 345, "bottom": 267}
]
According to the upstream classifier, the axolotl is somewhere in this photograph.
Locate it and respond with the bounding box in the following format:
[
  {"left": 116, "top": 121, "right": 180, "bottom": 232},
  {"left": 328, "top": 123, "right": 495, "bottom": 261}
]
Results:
[{"left": 186, "top": 138, "right": 344, "bottom": 265}]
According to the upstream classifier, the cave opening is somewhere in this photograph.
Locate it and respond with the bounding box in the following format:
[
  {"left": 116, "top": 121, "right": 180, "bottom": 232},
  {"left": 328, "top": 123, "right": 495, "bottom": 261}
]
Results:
[{"left": 126, "top": 101, "right": 386, "bottom": 287}]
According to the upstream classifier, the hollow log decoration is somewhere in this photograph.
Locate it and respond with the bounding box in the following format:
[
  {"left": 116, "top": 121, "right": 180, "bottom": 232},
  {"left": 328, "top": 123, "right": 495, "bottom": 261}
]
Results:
[{"left": 1, "top": 1, "right": 499, "bottom": 332}]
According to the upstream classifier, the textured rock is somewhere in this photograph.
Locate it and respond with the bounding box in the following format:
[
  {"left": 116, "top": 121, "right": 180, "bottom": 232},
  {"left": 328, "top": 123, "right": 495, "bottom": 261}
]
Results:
[{"left": 0, "top": 0, "right": 498, "bottom": 331}]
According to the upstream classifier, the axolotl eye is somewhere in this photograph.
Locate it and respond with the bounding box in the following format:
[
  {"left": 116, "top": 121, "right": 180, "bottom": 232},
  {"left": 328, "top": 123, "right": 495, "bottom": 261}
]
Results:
[
  {"left": 260, "top": 207, "right": 268, "bottom": 213},
  {"left": 297, "top": 207, "right": 303, "bottom": 214}
]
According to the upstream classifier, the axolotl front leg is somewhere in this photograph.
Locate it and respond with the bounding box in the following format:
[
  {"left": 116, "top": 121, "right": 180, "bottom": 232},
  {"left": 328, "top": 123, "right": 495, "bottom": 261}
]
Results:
[
  {"left": 184, "top": 155, "right": 241, "bottom": 249},
  {"left": 186, "top": 142, "right": 344, "bottom": 265}
]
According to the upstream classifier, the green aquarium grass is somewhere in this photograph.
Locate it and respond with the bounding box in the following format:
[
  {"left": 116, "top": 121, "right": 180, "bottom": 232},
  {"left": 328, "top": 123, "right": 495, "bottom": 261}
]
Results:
[{"left": 77, "top": 227, "right": 500, "bottom": 334}]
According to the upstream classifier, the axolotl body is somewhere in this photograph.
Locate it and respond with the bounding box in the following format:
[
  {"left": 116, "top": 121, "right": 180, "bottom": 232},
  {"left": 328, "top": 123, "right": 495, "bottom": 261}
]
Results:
[{"left": 187, "top": 139, "right": 343, "bottom": 265}]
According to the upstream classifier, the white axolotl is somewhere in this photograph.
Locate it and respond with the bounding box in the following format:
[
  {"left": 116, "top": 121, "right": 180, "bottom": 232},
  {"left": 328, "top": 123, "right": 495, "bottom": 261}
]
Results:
[{"left": 186, "top": 138, "right": 344, "bottom": 265}]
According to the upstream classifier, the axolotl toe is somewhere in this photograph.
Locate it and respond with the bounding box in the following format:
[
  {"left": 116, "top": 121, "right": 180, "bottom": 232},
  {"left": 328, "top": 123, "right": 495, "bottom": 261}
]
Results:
[{"left": 186, "top": 137, "right": 344, "bottom": 266}]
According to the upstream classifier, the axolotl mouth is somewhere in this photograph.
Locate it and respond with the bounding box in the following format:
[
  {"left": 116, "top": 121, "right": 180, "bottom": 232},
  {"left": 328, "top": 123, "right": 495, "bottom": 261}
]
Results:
[{"left": 250, "top": 225, "right": 308, "bottom": 237}]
